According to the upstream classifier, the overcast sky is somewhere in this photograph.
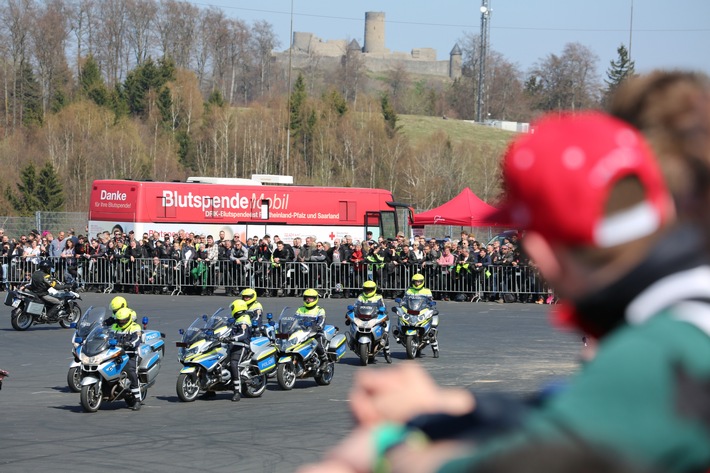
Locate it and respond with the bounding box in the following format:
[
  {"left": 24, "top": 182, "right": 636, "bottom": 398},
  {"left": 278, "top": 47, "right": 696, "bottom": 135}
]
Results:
[{"left": 188, "top": 0, "right": 710, "bottom": 77}]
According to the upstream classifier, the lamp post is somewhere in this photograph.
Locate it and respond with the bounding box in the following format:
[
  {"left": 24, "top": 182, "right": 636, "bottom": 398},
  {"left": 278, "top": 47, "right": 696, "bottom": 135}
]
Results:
[{"left": 476, "top": 0, "right": 491, "bottom": 123}]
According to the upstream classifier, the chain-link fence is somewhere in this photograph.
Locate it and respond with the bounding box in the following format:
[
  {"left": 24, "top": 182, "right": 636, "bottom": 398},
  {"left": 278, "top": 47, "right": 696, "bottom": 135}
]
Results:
[{"left": 0, "top": 212, "right": 87, "bottom": 239}]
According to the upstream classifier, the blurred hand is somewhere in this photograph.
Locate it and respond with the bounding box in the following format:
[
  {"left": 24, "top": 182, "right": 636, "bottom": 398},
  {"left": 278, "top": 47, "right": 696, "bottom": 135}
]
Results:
[{"left": 350, "top": 363, "right": 475, "bottom": 427}]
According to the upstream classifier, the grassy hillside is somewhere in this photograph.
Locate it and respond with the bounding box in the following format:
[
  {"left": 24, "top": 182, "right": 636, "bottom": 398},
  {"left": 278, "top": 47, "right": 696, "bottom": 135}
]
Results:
[{"left": 398, "top": 114, "right": 515, "bottom": 151}]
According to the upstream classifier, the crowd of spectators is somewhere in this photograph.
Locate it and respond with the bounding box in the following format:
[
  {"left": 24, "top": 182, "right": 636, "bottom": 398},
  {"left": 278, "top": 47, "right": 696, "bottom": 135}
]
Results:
[{"left": 0, "top": 227, "right": 550, "bottom": 303}]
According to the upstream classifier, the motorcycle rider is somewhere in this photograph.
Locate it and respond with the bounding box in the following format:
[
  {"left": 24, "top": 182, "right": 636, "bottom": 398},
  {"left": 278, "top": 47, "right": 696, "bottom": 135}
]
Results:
[
  {"left": 406, "top": 273, "right": 433, "bottom": 298},
  {"left": 297, "top": 288, "right": 328, "bottom": 366},
  {"left": 24, "top": 259, "right": 71, "bottom": 320},
  {"left": 109, "top": 296, "right": 131, "bottom": 318},
  {"left": 228, "top": 299, "right": 252, "bottom": 402},
  {"left": 110, "top": 307, "right": 143, "bottom": 411},
  {"left": 240, "top": 288, "right": 263, "bottom": 326},
  {"left": 356, "top": 280, "right": 391, "bottom": 357},
  {"left": 403, "top": 272, "right": 439, "bottom": 355}
]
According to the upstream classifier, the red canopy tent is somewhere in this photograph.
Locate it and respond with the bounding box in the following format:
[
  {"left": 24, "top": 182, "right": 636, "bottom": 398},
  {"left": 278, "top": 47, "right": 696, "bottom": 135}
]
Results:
[{"left": 413, "top": 187, "right": 501, "bottom": 227}]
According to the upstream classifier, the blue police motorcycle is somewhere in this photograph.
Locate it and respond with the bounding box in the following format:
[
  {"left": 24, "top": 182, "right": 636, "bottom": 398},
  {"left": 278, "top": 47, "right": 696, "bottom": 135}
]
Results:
[
  {"left": 175, "top": 309, "right": 277, "bottom": 402},
  {"left": 273, "top": 307, "right": 347, "bottom": 390},
  {"left": 67, "top": 306, "right": 105, "bottom": 392},
  {"left": 78, "top": 307, "right": 165, "bottom": 412},
  {"left": 345, "top": 301, "right": 392, "bottom": 365}
]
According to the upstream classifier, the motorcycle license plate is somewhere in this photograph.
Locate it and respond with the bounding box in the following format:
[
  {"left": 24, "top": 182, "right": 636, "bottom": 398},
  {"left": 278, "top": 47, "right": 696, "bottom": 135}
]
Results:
[{"left": 11, "top": 299, "right": 20, "bottom": 308}]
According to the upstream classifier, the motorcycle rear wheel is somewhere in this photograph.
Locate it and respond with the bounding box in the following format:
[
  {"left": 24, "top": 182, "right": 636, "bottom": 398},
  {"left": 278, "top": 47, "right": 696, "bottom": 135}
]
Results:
[
  {"left": 277, "top": 363, "right": 296, "bottom": 390},
  {"left": 315, "top": 362, "right": 334, "bottom": 386},
  {"left": 59, "top": 303, "right": 82, "bottom": 329},
  {"left": 405, "top": 335, "right": 418, "bottom": 359},
  {"left": 358, "top": 343, "right": 369, "bottom": 366},
  {"left": 10, "top": 308, "right": 32, "bottom": 331},
  {"left": 80, "top": 383, "right": 102, "bottom": 412},
  {"left": 242, "top": 374, "right": 267, "bottom": 398},
  {"left": 67, "top": 367, "right": 81, "bottom": 393},
  {"left": 176, "top": 373, "right": 200, "bottom": 402}
]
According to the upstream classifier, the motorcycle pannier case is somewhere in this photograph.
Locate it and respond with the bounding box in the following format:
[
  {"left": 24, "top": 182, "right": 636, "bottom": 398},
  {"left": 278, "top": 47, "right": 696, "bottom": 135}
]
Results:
[
  {"left": 138, "top": 354, "right": 161, "bottom": 384},
  {"left": 4, "top": 290, "right": 16, "bottom": 306},
  {"left": 251, "top": 345, "right": 277, "bottom": 374},
  {"left": 26, "top": 301, "right": 45, "bottom": 315},
  {"left": 327, "top": 333, "right": 347, "bottom": 361}
]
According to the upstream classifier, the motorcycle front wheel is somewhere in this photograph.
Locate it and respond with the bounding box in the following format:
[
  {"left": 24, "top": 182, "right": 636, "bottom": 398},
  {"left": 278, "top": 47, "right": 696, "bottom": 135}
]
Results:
[
  {"left": 277, "top": 363, "right": 296, "bottom": 390},
  {"left": 314, "top": 362, "right": 335, "bottom": 386},
  {"left": 242, "top": 374, "right": 267, "bottom": 398},
  {"left": 80, "top": 383, "right": 102, "bottom": 412},
  {"left": 67, "top": 367, "right": 81, "bottom": 393},
  {"left": 176, "top": 373, "right": 200, "bottom": 402},
  {"left": 405, "top": 335, "right": 419, "bottom": 359},
  {"left": 358, "top": 343, "right": 369, "bottom": 366},
  {"left": 10, "top": 308, "right": 32, "bottom": 331},
  {"left": 60, "top": 303, "right": 82, "bottom": 329}
]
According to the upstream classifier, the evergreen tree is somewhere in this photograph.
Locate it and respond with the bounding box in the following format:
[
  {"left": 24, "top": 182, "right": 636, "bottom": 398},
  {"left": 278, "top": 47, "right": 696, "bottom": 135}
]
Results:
[
  {"left": 37, "top": 162, "right": 65, "bottom": 211},
  {"left": 122, "top": 57, "right": 176, "bottom": 118},
  {"left": 381, "top": 93, "right": 400, "bottom": 138},
  {"left": 5, "top": 164, "right": 42, "bottom": 215},
  {"left": 289, "top": 73, "right": 307, "bottom": 134},
  {"left": 603, "top": 44, "right": 635, "bottom": 104},
  {"left": 19, "top": 61, "right": 43, "bottom": 126},
  {"left": 80, "top": 55, "right": 109, "bottom": 107},
  {"left": 323, "top": 88, "right": 348, "bottom": 117},
  {"left": 206, "top": 90, "right": 225, "bottom": 108}
]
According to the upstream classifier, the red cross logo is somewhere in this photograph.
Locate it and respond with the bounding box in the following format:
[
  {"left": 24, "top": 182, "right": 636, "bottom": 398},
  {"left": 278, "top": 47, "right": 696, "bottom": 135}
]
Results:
[{"left": 329, "top": 232, "right": 336, "bottom": 239}]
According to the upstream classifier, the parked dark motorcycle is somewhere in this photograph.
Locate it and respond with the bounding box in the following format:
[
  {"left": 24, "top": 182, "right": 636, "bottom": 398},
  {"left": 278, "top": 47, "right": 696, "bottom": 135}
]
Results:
[{"left": 4, "top": 286, "right": 82, "bottom": 331}]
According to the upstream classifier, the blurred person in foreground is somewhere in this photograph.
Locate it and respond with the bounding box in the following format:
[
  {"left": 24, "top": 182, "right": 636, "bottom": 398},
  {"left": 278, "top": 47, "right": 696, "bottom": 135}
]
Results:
[{"left": 297, "top": 111, "right": 710, "bottom": 473}]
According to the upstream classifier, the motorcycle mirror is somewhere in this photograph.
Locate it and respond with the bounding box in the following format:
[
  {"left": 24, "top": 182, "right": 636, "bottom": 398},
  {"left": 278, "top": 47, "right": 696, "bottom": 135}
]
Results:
[
  {"left": 391, "top": 307, "right": 398, "bottom": 314},
  {"left": 179, "top": 328, "right": 185, "bottom": 335},
  {"left": 267, "top": 313, "right": 273, "bottom": 320}
]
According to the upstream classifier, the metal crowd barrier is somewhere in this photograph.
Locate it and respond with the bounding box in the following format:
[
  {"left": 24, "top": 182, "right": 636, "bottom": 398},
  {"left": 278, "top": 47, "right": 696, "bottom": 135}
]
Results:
[{"left": 0, "top": 257, "right": 554, "bottom": 302}]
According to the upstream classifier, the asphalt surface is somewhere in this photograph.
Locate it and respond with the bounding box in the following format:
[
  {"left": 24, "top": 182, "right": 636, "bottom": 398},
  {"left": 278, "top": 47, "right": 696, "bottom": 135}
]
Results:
[{"left": 0, "top": 292, "right": 581, "bottom": 473}]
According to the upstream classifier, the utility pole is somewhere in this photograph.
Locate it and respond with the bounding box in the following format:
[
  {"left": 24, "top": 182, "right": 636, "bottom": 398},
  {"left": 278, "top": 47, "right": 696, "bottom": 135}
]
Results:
[
  {"left": 476, "top": 0, "right": 491, "bottom": 123},
  {"left": 628, "top": 0, "right": 634, "bottom": 60},
  {"left": 285, "top": 0, "right": 294, "bottom": 176}
]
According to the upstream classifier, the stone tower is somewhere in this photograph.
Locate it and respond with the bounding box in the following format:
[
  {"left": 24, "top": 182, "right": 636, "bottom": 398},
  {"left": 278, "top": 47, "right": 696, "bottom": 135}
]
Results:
[
  {"left": 363, "top": 12, "right": 386, "bottom": 54},
  {"left": 449, "top": 44, "right": 462, "bottom": 79}
]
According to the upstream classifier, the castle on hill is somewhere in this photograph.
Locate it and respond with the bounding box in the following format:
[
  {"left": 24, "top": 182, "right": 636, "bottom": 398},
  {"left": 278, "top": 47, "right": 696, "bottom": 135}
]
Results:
[{"left": 276, "top": 11, "right": 462, "bottom": 80}]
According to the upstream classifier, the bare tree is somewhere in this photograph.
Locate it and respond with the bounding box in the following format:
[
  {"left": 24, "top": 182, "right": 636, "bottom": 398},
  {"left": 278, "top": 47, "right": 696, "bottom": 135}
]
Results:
[
  {"left": 0, "top": 0, "right": 34, "bottom": 127},
  {"left": 31, "top": 0, "right": 71, "bottom": 115},
  {"left": 250, "top": 19, "right": 277, "bottom": 99},
  {"left": 68, "top": 0, "right": 96, "bottom": 79},
  {"left": 155, "top": 0, "right": 198, "bottom": 69},
  {"left": 485, "top": 51, "right": 529, "bottom": 121},
  {"left": 527, "top": 42, "right": 602, "bottom": 112},
  {"left": 125, "top": 0, "right": 157, "bottom": 67},
  {"left": 94, "top": 0, "right": 127, "bottom": 85}
]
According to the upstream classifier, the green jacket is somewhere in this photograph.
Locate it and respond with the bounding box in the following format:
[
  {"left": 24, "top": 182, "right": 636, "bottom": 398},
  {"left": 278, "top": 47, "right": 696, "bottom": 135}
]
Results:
[{"left": 440, "top": 307, "right": 710, "bottom": 473}]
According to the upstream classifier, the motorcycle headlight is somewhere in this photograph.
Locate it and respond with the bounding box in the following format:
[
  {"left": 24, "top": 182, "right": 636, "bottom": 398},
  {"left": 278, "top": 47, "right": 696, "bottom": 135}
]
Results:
[
  {"left": 80, "top": 352, "right": 103, "bottom": 365},
  {"left": 185, "top": 346, "right": 200, "bottom": 357}
]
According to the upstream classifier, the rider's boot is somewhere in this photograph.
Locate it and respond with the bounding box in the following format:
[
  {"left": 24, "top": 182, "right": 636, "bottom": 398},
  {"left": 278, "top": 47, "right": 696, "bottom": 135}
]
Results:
[
  {"left": 231, "top": 382, "right": 241, "bottom": 402},
  {"left": 431, "top": 336, "right": 440, "bottom": 359},
  {"left": 130, "top": 388, "right": 142, "bottom": 410}
]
